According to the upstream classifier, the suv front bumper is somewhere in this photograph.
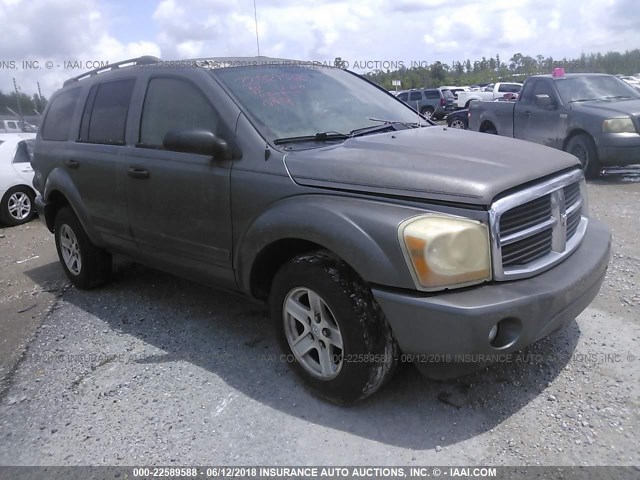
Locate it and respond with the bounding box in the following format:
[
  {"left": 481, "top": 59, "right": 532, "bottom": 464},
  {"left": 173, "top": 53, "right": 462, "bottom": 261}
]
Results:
[{"left": 372, "top": 219, "right": 610, "bottom": 377}]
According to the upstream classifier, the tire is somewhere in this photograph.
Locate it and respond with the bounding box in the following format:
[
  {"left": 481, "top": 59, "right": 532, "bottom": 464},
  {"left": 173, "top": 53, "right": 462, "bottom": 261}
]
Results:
[
  {"left": 269, "top": 251, "right": 398, "bottom": 404},
  {"left": 565, "top": 134, "right": 600, "bottom": 179},
  {"left": 54, "top": 207, "right": 112, "bottom": 289},
  {"left": 449, "top": 118, "right": 467, "bottom": 129},
  {"left": 0, "top": 186, "right": 35, "bottom": 226},
  {"left": 483, "top": 126, "right": 498, "bottom": 135},
  {"left": 420, "top": 106, "right": 435, "bottom": 119}
]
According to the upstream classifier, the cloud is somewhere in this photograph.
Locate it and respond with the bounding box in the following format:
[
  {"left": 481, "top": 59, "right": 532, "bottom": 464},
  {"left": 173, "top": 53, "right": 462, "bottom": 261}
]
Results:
[
  {"left": 1, "top": 0, "right": 639, "bottom": 97},
  {"left": 0, "top": 0, "right": 160, "bottom": 96}
]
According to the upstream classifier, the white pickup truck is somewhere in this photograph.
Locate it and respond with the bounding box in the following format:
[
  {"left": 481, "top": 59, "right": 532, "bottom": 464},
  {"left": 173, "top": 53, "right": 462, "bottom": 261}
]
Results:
[
  {"left": 1, "top": 119, "right": 23, "bottom": 133},
  {"left": 454, "top": 82, "right": 522, "bottom": 109}
]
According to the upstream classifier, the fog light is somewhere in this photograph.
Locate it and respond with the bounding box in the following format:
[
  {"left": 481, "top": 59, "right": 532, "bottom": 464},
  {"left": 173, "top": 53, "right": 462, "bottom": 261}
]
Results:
[
  {"left": 489, "top": 317, "right": 522, "bottom": 349},
  {"left": 488, "top": 324, "right": 499, "bottom": 342}
]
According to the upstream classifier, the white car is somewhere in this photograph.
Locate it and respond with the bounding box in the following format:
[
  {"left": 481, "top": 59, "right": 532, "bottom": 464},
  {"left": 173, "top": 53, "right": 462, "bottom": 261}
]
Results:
[{"left": 0, "top": 133, "right": 37, "bottom": 226}]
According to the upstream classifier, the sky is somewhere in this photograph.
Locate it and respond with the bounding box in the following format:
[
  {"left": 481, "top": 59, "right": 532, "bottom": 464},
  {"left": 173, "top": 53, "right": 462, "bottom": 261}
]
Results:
[{"left": 0, "top": 0, "right": 639, "bottom": 97}]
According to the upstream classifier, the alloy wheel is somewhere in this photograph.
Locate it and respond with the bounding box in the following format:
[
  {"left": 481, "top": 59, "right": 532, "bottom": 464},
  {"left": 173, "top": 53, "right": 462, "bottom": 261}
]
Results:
[
  {"left": 283, "top": 287, "right": 344, "bottom": 380},
  {"left": 59, "top": 224, "right": 82, "bottom": 275}
]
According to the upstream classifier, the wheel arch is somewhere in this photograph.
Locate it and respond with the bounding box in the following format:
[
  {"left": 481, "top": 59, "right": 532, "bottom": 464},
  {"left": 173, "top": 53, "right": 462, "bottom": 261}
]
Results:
[
  {"left": 41, "top": 168, "right": 104, "bottom": 246},
  {"left": 562, "top": 129, "right": 593, "bottom": 151},
  {"left": 236, "top": 195, "right": 418, "bottom": 300},
  {"left": 479, "top": 120, "right": 497, "bottom": 133}
]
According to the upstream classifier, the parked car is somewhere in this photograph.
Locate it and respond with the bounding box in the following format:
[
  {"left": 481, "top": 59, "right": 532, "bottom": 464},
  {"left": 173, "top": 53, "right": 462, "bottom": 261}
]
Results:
[
  {"left": 455, "top": 82, "right": 523, "bottom": 109},
  {"left": 0, "top": 133, "right": 37, "bottom": 226},
  {"left": 32, "top": 57, "right": 610, "bottom": 404},
  {"left": 443, "top": 86, "right": 471, "bottom": 100},
  {"left": 468, "top": 72, "right": 640, "bottom": 177},
  {"left": 446, "top": 109, "right": 469, "bottom": 129},
  {"left": 1, "top": 119, "right": 23, "bottom": 134},
  {"left": 396, "top": 88, "right": 454, "bottom": 119}
]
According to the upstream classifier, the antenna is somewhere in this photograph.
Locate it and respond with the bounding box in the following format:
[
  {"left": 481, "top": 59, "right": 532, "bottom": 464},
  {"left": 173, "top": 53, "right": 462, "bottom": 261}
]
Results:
[{"left": 253, "top": 0, "right": 260, "bottom": 56}]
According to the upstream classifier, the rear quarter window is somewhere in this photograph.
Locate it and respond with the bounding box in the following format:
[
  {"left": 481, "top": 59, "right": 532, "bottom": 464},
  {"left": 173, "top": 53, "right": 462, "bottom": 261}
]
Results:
[
  {"left": 498, "top": 84, "right": 522, "bottom": 93},
  {"left": 41, "top": 88, "right": 81, "bottom": 141},
  {"left": 424, "top": 90, "right": 440, "bottom": 99}
]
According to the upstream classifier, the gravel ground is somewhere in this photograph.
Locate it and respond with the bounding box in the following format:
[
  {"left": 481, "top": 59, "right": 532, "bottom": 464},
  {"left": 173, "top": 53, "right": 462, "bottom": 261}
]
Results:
[{"left": 0, "top": 169, "right": 638, "bottom": 467}]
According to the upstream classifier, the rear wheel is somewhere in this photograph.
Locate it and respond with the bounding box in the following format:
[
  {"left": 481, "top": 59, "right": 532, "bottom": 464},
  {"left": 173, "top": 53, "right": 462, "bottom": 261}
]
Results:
[
  {"left": 54, "top": 207, "right": 112, "bottom": 289},
  {"left": 0, "top": 186, "right": 35, "bottom": 226},
  {"left": 420, "top": 106, "right": 435, "bottom": 119},
  {"left": 450, "top": 118, "right": 467, "bottom": 129},
  {"left": 269, "top": 251, "right": 398, "bottom": 404},
  {"left": 566, "top": 134, "right": 600, "bottom": 179}
]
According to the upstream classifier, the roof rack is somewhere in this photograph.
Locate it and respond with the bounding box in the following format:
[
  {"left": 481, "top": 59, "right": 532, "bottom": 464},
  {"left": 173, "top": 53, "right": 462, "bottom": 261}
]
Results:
[{"left": 62, "top": 56, "right": 161, "bottom": 87}]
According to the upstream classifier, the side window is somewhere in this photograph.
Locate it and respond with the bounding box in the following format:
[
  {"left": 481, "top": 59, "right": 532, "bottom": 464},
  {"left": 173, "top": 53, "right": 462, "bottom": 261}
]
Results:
[
  {"left": 41, "top": 88, "right": 81, "bottom": 141},
  {"left": 139, "top": 77, "right": 219, "bottom": 148},
  {"left": 13, "top": 140, "right": 34, "bottom": 163},
  {"left": 498, "top": 84, "right": 522, "bottom": 93},
  {"left": 397, "top": 92, "right": 408, "bottom": 101},
  {"left": 7, "top": 121, "right": 17, "bottom": 129},
  {"left": 518, "top": 80, "right": 536, "bottom": 105},
  {"left": 80, "top": 79, "right": 135, "bottom": 145},
  {"left": 409, "top": 91, "right": 422, "bottom": 102},
  {"left": 424, "top": 90, "right": 440, "bottom": 99}
]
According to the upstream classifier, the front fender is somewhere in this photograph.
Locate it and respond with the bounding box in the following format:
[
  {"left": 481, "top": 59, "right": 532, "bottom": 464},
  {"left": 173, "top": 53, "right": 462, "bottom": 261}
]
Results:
[
  {"left": 42, "top": 167, "right": 105, "bottom": 247},
  {"left": 236, "top": 194, "right": 440, "bottom": 294}
]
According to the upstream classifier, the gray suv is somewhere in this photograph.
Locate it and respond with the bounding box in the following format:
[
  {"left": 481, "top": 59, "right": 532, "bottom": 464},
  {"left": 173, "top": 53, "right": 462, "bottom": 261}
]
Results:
[
  {"left": 397, "top": 88, "right": 454, "bottom": 119},
  {"left": 33, "top": 57, "right": 610, "bottom": 404}
]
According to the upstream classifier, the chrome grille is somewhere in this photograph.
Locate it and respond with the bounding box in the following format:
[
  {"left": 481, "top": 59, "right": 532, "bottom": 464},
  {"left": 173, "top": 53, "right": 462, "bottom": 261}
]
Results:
[{"left": 489, "top": 169, "right": 588, "bottom": 281}]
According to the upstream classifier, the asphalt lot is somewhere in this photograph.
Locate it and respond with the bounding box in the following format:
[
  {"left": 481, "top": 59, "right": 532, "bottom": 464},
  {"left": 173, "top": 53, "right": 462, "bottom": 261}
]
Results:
[{"left": 0, "top": 167, "right": 638, "bottom": 466}]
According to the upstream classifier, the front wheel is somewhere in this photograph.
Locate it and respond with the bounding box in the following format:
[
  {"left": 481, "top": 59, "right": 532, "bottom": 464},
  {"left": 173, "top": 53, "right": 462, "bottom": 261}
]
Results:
[
  {"left": 269, "top": 251, "right": 398, "bottom": 404},
  {"left": 54, "top": 207, "right": 112, "bottom": 289},
  {"left": 450, "top": 118, "right": 467, "bottom": 129},
  {"left": 565, "top": 134, "right": 600, "bottom": 179},
  {"left": 0, "top": 186, "right": 35, "bottom": 226}
]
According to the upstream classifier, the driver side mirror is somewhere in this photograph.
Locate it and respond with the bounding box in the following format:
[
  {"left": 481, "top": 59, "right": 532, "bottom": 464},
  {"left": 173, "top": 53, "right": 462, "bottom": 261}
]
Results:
[
  {"left": 163, "top": 129, "right": 230, "bottom": 159},
  {"left": 535, "top": 94, "right": 556, "bottom": 109}
]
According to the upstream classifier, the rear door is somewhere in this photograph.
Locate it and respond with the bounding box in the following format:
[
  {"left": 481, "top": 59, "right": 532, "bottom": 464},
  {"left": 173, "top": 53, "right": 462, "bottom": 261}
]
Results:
[
  {"left": 125, "top": 75, "right": 234, "bottom": 286},
  {"left": 11, "top": 139, "right": 35, "bottom": 184},
  {"left": 75, "top": 79, "right": 137, "bottom": 252}
]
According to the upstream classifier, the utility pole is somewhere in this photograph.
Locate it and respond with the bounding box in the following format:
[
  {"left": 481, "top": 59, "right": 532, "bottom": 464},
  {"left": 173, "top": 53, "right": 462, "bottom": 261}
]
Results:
[
  {"left": 37, "top": 81, "right": 44, "bottom": 114},
  {"left": 253, "top": 0, "right": 260, "bottom": 57},
  {"left": 12, "top": 77, "right": 24, "bottom": 128}
]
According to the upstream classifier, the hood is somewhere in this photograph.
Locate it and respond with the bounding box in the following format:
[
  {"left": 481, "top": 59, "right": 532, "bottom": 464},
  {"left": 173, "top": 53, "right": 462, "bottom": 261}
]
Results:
[
  {"left": 283, "top": 126, "right": 580, "bottom": 205},
  {"left": 571, "top": 98, "right": 640, "bottom": 124}
]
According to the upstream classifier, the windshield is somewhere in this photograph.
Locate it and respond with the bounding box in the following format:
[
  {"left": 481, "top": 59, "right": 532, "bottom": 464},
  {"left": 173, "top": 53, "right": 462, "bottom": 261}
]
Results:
[
  {"left": 555, "top": 75, "right": 640, "bottom": 103},
  {"left": 213, "top": 66, "right": 428, "bottom": 141}
]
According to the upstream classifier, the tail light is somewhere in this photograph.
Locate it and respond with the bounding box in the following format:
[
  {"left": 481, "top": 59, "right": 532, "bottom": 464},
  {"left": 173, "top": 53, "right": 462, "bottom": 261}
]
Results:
[{"left": 440, "top": 97, "right": 445, "bottom": 106}]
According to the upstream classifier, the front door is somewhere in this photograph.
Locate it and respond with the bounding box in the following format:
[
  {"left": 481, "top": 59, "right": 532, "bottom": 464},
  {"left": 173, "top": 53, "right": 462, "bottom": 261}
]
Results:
[
  {"left": 514, "top": 79, "right": 565, "bottom": 148},
  {"left": 125, "top": 76, "right": 234, "bottom": 286}
]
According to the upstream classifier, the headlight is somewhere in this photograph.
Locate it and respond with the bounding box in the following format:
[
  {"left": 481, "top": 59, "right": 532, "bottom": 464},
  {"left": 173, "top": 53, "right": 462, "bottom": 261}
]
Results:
[
  {"left": 602, "top": 117, "right": 636, "bottom": 133},
  {"left": 398, "top": 214, "right": 491, "bottom": 291}
]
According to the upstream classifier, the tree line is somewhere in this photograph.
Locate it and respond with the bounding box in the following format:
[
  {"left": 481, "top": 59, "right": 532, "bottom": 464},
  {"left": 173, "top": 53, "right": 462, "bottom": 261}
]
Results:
[
  {"left": 0, "top": 90, "right": 48, "bottom": 118},
  {"left": 356, "top": 49, "right": 640, "bottom": 90}
]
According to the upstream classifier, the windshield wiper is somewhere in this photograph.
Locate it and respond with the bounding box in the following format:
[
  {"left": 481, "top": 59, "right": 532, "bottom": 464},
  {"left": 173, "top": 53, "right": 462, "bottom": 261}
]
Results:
[
  {"left": 273, "top": 132, "right": 349, "bottom": 145},
  {"left": 604, "top": 95, "right": 632, "bottom": 100},
  {"left": 349, "top": 120, "right": 426, "bottom": 138},
  {"left": 569, "top": 98, "right": 599, "bottom": 103},
  {"left": 367, "top": 117, "right": 428, "bottom": 128}
]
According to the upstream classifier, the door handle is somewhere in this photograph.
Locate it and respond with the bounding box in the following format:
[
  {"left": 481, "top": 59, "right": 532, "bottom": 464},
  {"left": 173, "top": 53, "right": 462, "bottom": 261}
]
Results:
[
  {"left": 128, "top": 167, "right": 150, "bottom": 179},
  {"left": 65, "top": 159, "right": 79, "bottom": 169},
  {"left": 523, "top": 111, "right": 531, "bottom": 117}
]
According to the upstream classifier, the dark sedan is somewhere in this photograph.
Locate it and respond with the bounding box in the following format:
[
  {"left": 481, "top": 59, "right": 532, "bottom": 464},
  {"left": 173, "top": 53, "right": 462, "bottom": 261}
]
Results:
[{"left": 446, "top": 109, "right": 469, "bottom": 129}]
